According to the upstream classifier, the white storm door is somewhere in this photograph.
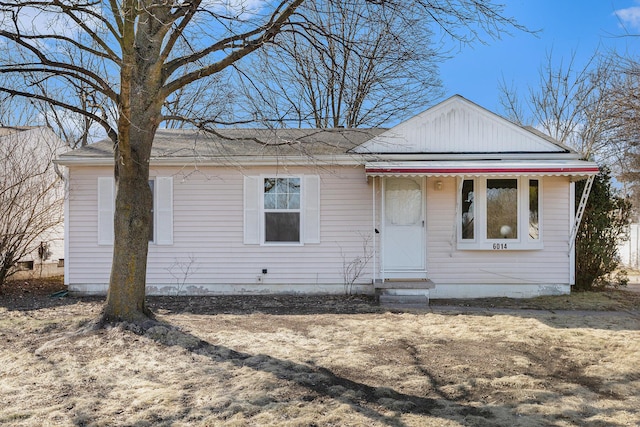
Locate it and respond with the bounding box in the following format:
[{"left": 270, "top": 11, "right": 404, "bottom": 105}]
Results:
[{"left": 382, "top": 177, "right": 426, "bottom": 273}]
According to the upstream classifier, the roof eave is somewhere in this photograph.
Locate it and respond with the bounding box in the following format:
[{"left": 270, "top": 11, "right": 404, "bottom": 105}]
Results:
[{"left": 54, "top": 154, "right": 366, "bottom": 167}]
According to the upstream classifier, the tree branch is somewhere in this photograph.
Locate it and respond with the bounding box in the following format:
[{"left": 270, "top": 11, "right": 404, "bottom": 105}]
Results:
[
  {"left": 162, "top": 0, "right": 304, "bottom": 92},
  {"left": 0, "top": 87, "right": 117, "bottom": 143}
]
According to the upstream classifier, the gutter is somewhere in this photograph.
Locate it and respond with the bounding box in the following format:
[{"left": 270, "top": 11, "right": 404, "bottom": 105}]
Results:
[{"left": 54, "top": 151, "right": 585, "bottom": 167}]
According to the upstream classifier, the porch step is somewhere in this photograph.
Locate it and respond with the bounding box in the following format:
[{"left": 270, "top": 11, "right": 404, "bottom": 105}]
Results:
[
  {"left": 376, "top": 280, "right": 435, "bottom": 308},
  {"left": 379, "top": 293, "right": 429, "bottom": 305},
  {"left": 374, "top": 279, "right": 435, "bottom": 290}
]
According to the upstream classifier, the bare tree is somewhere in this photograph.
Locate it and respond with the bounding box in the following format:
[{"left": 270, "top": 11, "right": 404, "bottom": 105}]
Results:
[
  {"left": 0, "top": 127, "right": 64, "bottom": 288},
  {"left": 607, "top": 58, "right": 640, "bottom": 204},
  {"left": 500, "top": 50, "right": 640, "bottom": 204},
  {"left": 238, "top": 1, "right": 444, "bottom": 128},
  {"left": 0, "top": 0, "right": 525, "bottom": 326},
  {"left": 500, "top": 51, "right": 634, "bottom": 288},
  {"left": 499, "top": 51, "right": 620, "bottom": 163}
]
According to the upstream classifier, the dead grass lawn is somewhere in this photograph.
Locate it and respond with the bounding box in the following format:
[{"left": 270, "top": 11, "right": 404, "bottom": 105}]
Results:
[{"left": 0, "top": 291, "right": 639, "bottom": 426}]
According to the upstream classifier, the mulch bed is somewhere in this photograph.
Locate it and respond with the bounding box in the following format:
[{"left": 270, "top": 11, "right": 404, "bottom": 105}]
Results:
[{"left": 3, "top": 276, "right": 640, "bottom": 314}]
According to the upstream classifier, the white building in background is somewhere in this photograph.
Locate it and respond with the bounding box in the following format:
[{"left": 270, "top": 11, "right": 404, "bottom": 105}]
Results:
[
  {"left": 1, "top": 126, "right": 66, "bottom": 278},
  {"left": 618, "top": 223, "right": 640, "bottom": 271}
]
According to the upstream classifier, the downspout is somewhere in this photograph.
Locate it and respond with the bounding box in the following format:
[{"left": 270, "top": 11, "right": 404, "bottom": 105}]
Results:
[{"left": 55, "top": 163, "right": 70, "bottom": 285}]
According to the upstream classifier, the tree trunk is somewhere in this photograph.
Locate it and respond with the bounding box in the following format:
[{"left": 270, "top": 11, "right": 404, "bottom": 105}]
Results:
[
  {"left": 101, "top": 167, "right": 152, "bottom": 322},
  {"left": 101, "top": 116, "right": 157, "bottom": 323},
  {"left": 97, "top": 1, "right": 168, "bottom": 324},
  {"left": 101, "top": 143, "right": 153, "bottom": 322}
]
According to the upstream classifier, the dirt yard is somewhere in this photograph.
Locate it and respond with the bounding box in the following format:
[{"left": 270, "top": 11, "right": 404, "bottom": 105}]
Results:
[{"left": 1, "top": 279, "right": 639, "bottom": 426}]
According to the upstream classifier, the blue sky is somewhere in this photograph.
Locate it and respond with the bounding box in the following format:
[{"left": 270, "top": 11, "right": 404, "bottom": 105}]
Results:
[{"left": 439, "top": 0, "right": 640, "bottom": 115}]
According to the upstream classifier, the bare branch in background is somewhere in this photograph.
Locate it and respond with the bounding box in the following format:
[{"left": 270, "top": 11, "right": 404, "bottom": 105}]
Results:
[{"left": 499, "top": 51, "right": 621, "bottom": 164}]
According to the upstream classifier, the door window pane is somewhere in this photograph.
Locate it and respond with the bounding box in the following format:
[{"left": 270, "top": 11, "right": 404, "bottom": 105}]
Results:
[
  {"left": 486, "top": 179, "right": 518, "bottom": 239},
  {"left": 385, "top": 178, "right": 421, "bottom": 226}
]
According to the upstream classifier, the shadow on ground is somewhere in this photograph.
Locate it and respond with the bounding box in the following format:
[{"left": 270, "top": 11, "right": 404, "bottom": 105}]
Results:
[{"left": 132, "top": 319, "right": 632, "bottom": 427}]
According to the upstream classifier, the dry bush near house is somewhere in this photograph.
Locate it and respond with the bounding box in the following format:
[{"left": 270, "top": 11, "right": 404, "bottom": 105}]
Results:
[{"left": 1, "top": 290, "right": 639, "bottom": 426}]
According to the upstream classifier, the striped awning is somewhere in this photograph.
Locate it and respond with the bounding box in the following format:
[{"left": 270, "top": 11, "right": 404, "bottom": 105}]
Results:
[{"left": 365, "top": 160, "right": 599, "bottom": 178}]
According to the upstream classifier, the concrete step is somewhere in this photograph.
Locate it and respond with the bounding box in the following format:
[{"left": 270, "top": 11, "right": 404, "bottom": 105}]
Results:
[
  {"left": 379, "top": 293, "right": 429, "bottom": 306},
  {"left": 381, "top": 303, "right": 431, "bottom": 311}
]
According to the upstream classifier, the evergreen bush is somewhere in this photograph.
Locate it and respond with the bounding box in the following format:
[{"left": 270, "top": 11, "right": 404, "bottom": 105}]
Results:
[{"left": 575, "top": 168, "right": 631, "bottom": 291}]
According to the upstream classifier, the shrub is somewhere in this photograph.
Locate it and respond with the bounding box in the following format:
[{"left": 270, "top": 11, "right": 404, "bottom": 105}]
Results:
[{"left": 575, "top": 168, "right": 631, "bottom": 291}]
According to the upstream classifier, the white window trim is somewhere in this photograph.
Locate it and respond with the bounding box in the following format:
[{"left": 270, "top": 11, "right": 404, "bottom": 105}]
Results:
[
  {"left": 261, "top": 175, "right": 304, "bottom": 246},
  {"left": 457, "top": 176, "right": 543, "bottom": 251},
  {"left": 243, "top": 175, "right": 320, "bottom": 246}
]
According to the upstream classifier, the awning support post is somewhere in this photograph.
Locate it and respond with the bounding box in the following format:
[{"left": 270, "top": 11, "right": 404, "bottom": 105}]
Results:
[
  {"left": 372, "top": 177, "right": 376, "bottom": 284},
  {"left": 569, "top": 174, "right": 595, "bottom": 253}
]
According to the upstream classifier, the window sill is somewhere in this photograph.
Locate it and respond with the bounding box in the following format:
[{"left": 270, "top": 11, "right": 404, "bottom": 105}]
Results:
[{"left": 261, "top": 242, "right": 304, "bottom": 247}]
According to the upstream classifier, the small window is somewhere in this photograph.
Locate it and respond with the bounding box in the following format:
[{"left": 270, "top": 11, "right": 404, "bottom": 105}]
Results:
[
  {"left": 264, "top": 177, "right": 301, "bottom": 243},
  {"left": 17, "top": 261, "right": 34, "bottom": 271}
]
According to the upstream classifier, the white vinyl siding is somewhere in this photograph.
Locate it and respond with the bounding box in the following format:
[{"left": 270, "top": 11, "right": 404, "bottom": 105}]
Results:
[
  {"left": 66, "top": 167, "right": 575, "bottom": 294},
  {"left": 356, "top": 96, "right": 568, "bottom": 154},
  {"left": 67, "top": 166, "right": 371, "bottom": 288}
]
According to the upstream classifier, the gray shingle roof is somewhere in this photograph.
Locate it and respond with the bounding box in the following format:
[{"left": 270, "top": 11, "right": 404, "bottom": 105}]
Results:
[{"left": 58, "top": 128, "right": 386, "bottom": 161}]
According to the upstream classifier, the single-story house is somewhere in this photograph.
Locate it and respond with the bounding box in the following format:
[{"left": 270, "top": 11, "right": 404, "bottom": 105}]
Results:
[{"left": 55, "top": 95, "right": 598, "bottom": 298}]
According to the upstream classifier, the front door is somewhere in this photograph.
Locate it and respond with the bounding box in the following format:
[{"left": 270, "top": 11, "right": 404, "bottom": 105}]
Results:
[{"left": 382, "top": 177, "right": 426, "bottom": 278}]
